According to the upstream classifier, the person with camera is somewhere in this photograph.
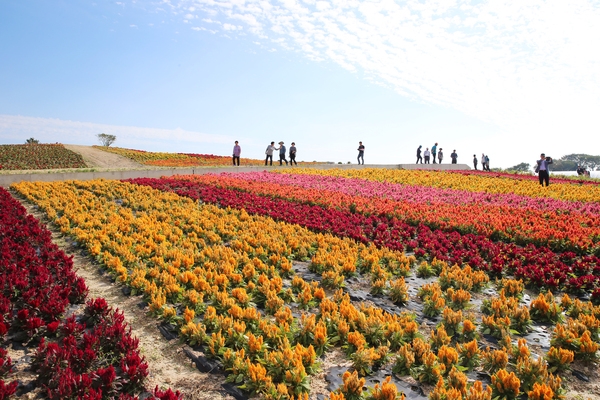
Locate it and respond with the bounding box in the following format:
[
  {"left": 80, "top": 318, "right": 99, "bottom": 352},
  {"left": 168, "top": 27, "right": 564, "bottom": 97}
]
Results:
[{"left": 535, "top": 153, "right": 553, "bottom": 186}]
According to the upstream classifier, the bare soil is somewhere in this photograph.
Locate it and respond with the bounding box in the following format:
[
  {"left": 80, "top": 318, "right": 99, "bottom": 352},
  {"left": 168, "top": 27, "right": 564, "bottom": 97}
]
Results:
[
  {"left": 63, "top": 144, "right": 143, "bottom": 169},
  {"left": 17, "top": 198, "right": 233, "bottom": 400}
]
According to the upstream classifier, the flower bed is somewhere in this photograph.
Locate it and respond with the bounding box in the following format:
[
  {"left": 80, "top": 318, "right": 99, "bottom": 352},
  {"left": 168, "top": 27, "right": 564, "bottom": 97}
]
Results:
[
  {"left": 93, "top": 146, "right": 266, "bottom": 166},
  {"left": 165, "top": 172, "right": 600, "bottom": 252},
  {"left": 11, "top": 175, "right": 600, "bottom": 399},
  {"left": 0, "top": 187, "right": 180, "bottom": 399},
  {"left": 0, "top": 144, "right": 87, "bottom": 170},
  {"left": 128, "top": 176, "right": 600, "bottom": 293},
  {"left": 273, "top": 168, "right": 600, "bottom": 203}
]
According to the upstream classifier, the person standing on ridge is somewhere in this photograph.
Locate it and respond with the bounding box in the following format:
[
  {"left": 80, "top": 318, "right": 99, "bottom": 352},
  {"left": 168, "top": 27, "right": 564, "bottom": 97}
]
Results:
[
  {"left": 278, "top": 141, "right": 288, "bottom": 165},
  {"left": 473, "top": 154, "right": 478, "bottom": 170},
  {"left": 437, "top": 148, "right": 443, "bottom": 164},
  {"left": 289, "top": 142, "right": 297, "bottom": 166},
  {"left": 431, "top": 143, "right": 438, "bottom": 164},
  {"left": 424, "top": 148, "right": 430, "bottom": 164},
  {"left": 232, "top": 141, "right": 241, "bottom": 166},
  {"left": 265, "top": 141, "right": 276, "bottom": 166},
  {"left": 451, "top": 150, "right": 458, "bottom": 164},
  {"left": 416, "top": 145, "right": 423, "bottom": 164},
  {"left": 535, "top": 153, "right": 553, "bottom": 186},
  {"left": 484, "top": 155, "right": 490, "bottom": 171},
  {"left": 357, "top": 141, "right": 365, "bottom": 165}
]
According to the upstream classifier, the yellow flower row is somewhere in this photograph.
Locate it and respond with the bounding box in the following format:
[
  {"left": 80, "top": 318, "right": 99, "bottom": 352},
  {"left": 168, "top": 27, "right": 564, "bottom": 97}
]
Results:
[
  {"left": 275, "top": 168, "right": 600, "bottom": 203},
  {"left": 95, "top": 146, "right": 190, "bottom": 161},
  {"left": 12, "top": 179, "right": 421, "bottom": 397}
]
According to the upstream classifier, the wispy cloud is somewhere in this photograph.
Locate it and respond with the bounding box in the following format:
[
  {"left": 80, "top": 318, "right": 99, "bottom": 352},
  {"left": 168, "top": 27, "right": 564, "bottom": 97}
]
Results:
[
  {"left": 0, "top": 115, "right": 234, "bottom": 151},
  {"left": 167, "top": 0, "right": 600, "bottom": 134}
]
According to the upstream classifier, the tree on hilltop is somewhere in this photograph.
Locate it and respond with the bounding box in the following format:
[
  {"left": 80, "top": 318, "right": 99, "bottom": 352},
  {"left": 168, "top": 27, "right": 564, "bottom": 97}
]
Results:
[
  {"left": 97, "top": 133, "right": 116, "bottom": 147},
  {"left": 25, "top": 137, "right": 39, "bottom": 144}
]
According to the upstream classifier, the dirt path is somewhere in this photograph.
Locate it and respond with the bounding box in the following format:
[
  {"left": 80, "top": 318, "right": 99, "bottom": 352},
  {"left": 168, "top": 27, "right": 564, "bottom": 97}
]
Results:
[
  {"left": 15, "top": 196, "right": 234, "bottom": 400},
  {"left": 64, "top": 144, "right": 143, "bottom": 168}
]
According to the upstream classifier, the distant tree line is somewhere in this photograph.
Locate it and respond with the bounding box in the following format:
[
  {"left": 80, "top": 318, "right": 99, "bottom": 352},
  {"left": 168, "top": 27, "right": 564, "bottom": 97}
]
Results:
[{"left": 507, "top": 154, "right": 600, "bottom": 172}]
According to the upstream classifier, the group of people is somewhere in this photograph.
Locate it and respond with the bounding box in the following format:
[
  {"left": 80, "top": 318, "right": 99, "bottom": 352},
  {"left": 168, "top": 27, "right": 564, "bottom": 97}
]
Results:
[
  {"left": 264, "top": 141, "right": 297, "bottom": 166},
  {"left": 473, "top": 154, "right": 491, "bottom": 171},
  {"left": 577, "top": 165, "right": 591, "bottom": 177},
  {"left": 231, "top": 140, "right": 298, "bottom": 166},
  {"left": 416, "top": 143, "right": 459, "bottom": 165}
]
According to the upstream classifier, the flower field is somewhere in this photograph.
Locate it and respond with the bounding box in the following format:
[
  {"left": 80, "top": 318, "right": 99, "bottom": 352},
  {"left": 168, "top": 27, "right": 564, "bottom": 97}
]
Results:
[
  {"left": 0, "top": 187, "right": 181, "bottom": 399},
  {"left": 93, "top": 146, "right": 268, "bottom": 167},
  {"left": 0, "top": 144, "right": 87, "bottom": 170},
  {"left": 8, "top": 167, "right": 600, "bottom": 399}
]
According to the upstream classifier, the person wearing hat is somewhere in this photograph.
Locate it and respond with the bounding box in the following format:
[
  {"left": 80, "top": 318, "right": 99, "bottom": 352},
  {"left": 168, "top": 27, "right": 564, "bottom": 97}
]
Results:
[
  {"left": 437, "top": 148, "right": 443, "bottom": 164},
  {"left": 278, "top": 141, "right": 288, "bottom": 165},
  {"left": 450, "top": 150, "right": 458, "bottom": 164},
  {"left": 289, "top": 142, "right": 297, "bottom": 166},
  {"left": 265, "top": 141, "right": 276, "bottom": 166},
  {"left": 535, "top": 153, "right": 553, "bottom": 186}
]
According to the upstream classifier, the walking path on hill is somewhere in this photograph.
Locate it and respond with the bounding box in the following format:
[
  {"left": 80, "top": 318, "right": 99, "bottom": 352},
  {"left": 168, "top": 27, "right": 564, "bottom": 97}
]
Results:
[{"left": 63, "top": 144, "right": 143, "bottom": 168}]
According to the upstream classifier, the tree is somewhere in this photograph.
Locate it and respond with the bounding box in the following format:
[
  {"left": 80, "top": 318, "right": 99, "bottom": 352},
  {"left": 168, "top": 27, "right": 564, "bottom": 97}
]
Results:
[
  {"left": 507, "top": 162, "right": 531, "bottom": 172},
  {"left": 549, "top": 159, "right": 577, "bottom": 171},
  {"left": 25, "top": 137, "right": 39, "bottom": 144},
  {"left": 559, "top": 154, "right": 600, "bottom": 171},
  {"left": 97, "top": 133, "right": 116, "bottom": 147}
]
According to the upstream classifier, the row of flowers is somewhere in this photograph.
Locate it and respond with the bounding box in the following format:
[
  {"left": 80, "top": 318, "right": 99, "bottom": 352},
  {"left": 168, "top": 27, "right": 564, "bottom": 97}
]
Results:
[
  {"left": 12, "top": 179, "right": 596, "bottom": 398},
  {"left": 0, "top": 187, "right": 180, "bottom": 399},
  {"left": 449, "top": 169, "right": 600, "bottom": 186},
  {"left": 0, "top": 144, "right": 87, "bottom": 170},
  {"left": 220, "top": 171, "right": 600, "bottom": 215},
  {"left": 128, "top": 177, "right": 600, "bottom": 294},
  {"left": 12, "top": 179, "right": 431, "bottom": 398},
  {"left": 93, "top": 146, "right": 267, "bottom": 166},
  {"left": 167, "top": 173, "right": 600, "bottom": 253},
  {"left": 272, "top": 168, "right": 600, "bottom": 203}
]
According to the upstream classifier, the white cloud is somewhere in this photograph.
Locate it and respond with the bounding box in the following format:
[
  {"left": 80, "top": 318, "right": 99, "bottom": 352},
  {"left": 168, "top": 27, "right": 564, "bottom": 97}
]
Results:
[
  {"left": 223, "top": 23, "right": 241, "bottom": 30},
  {"left": 129, "top": 24, "right": 138, "bottom": 28},
  {"left": 164, "top": 0, "right": 600, "bottom": 137},
  {"left": 0, "top": 115, "right": 234, "bottom": 151}
]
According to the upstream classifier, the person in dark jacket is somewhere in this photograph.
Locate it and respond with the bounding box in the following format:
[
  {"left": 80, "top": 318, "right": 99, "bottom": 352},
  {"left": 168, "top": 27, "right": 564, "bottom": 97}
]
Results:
[
  {"left": 450, "top": 150, "right": 458, "bottom": 164},
  {"left": 289, "top": 142, "right": 297, "bottom": 166},
  {"left": 416, "top": 145, "right": 423, "bottom": 164},
  {"left": 278, "top": 141, "right": 288, "bottom": 165},
  {"left": 535, "top": 153, "right": 553, "bottom": 186}
]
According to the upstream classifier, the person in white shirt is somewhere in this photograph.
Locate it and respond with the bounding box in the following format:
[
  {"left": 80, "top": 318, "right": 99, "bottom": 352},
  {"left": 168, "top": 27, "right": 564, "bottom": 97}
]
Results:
[
  {"left": 265, "top": 141, "right": 276, "bottom": 166},
  {"left": 424, "top": 148, "right": 431, "bottom": 164}
]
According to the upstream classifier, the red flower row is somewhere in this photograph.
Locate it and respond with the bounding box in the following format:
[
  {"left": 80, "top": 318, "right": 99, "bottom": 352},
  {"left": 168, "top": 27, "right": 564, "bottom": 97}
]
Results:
[
  {"left": 128, "top": 177, "right": 600, "bottom": 294},
  {"left": 448, "top": 169, "right": 600, "bottom": 186},
  {"left": 0, "top": 188, "right": 181, "bottom": 399}
]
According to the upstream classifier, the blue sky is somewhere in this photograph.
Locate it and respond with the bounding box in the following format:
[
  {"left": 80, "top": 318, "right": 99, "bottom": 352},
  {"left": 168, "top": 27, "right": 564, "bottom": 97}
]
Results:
[{"left": 1, "top": 1, "right": 599, "bottom": 168}]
